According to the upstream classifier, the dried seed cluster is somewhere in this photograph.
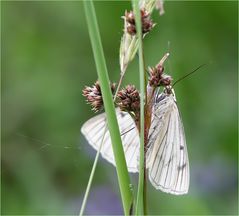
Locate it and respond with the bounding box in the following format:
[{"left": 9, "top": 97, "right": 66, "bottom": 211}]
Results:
[
  {"left": 83, "top": 3, "right": 167, "bottom": 117},
  {"left": 148, "top": 63, "right": 172, "bottom": 87},
  {"left": 82, "top": 81, "right": 116, "bottom": 112},
  {"left": 124, "top": 9, "right": 154, "bottom": 36},
  {"left": 117, "top": 85, "right": 140, "bottom": 114}
]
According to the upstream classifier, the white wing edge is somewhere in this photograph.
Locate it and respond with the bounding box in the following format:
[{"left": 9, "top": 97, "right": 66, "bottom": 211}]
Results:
[{"left": 81, "top": 109, "right": 139, "bottom": 173}]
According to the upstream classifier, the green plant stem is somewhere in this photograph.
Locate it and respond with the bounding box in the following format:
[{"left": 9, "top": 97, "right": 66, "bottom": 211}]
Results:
[
  {"left": 133, "top": 1, "right": 146, "bottom": 215},
  {"left": 83, "top": 1, "right": 133, "bottom": 215}
]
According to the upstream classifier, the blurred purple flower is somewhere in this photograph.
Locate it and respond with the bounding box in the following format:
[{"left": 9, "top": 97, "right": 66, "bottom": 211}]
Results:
[
  {"left": 77, "top": 185, "right": 123, "bottom": 215},
  {"left": 191, "top": 156, "right": 237, "bottom": 195}
]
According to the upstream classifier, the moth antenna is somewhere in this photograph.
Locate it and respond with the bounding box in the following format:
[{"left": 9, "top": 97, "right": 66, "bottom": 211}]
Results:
[{"left": 172, "top": 63, "right": 208, "bottom": 87}]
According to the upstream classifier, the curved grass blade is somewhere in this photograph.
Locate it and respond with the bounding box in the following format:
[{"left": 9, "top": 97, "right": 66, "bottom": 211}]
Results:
[{"left": 82, "top": 1, "right": 133, "bottom": 214}]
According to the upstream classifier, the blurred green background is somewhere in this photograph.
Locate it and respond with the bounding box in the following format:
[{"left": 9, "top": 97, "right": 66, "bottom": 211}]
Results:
[{"left": 1, "top": 1, "right": 238, "bottom": 215}]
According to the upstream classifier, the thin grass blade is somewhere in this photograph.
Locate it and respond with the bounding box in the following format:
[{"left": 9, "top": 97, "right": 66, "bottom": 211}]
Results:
[
  {"left": 132, "top": 1, "right": 146, "bottom": 215},
  {"left": 83, "top": 1, "right": 133, "bottom": 214}
]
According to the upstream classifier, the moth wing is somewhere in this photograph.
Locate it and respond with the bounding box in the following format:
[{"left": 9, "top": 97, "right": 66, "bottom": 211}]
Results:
[
  {"left": 147, "top": 95, "right": 189, "bottom": 195},
  {"left": 81, "top": 108, "right": 139, "bottom": 173}
]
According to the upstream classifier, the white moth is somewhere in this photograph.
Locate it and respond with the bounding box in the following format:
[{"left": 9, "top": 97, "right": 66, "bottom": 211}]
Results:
[
  {"left": 81, "top": 87, "right": 189, "bottom": 195},
  {"left": 146, "top": 89, "right": 189, "bottom": 195}
]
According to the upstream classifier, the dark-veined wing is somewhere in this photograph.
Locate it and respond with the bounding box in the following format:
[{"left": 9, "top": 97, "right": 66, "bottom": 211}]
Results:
[{"left": 146, "top": 93, "right": 189, "bottom": 195}]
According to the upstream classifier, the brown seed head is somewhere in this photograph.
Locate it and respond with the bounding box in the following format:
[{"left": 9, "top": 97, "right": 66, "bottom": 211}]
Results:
[
  {"left": 148, "top": 53, "right": 171, "bottom": 87},
  {"left": 117, "top": 85, "right": 140, "bottom": 113},
  {"left": 148, "top": 66, "right": 164, "bottom": 87},
  {"left": 125, "top": 10, "right": 135, "bottom": 25},
  {"left": 82, "top": 80, "right": 116, "bottom": 112},
  {"left": 124, "top": 9, "right": 154, "bottom": 36},
  {"left": 127, "top": 25, "right": 137, "bottom": 35}
]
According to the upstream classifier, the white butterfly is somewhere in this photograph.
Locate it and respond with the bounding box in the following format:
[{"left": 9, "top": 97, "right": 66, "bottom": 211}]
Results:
[{"left": 81, "top": 87, "right": 189, "bottom": 195}]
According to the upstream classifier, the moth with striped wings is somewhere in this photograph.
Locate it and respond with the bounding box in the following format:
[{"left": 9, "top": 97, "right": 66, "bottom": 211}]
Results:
[{"left": 81, "top": 54, "right": 190, "bottom": 195}]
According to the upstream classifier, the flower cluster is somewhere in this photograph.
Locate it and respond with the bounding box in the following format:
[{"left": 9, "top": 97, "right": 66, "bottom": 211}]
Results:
[
  {"left": 82, "top": 81, "right": 116, "bottom": 112},
  {"left": 119, "top": 1, "right": 163, "bottom": 74},
  {"left": 83, "top": 3, "right": 167, "bottom": 118},
  {"left": 148, "top": 53, "right": 172, "bottom": 87},
  {"left": 148, "top": 66, "right": 172, "bottom": 87},
  {"left": 124, "top": 9, "right": 154, "bottom": 36},
  {"left": 117, "top": 85, "right": 140, "bottom": 114}
]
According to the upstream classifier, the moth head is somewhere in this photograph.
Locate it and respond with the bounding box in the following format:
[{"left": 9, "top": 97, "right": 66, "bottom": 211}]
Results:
[{"left": 164, "top": 85, "right": 173, "bottom": 95}]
